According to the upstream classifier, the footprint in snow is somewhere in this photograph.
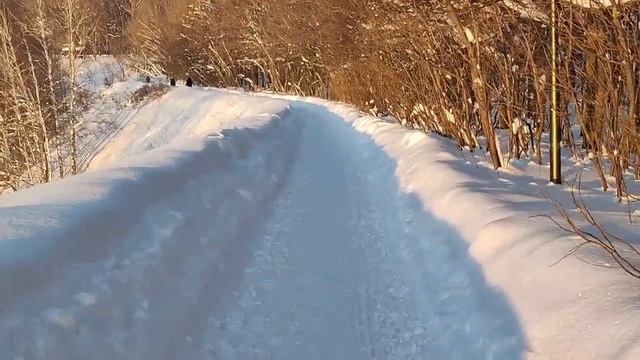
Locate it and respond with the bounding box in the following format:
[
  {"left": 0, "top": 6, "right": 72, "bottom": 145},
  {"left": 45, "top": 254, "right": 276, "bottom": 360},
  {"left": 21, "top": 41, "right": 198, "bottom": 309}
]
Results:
[
  {"left": 43, "top": 308, "right": 76, "bottom": 328},
  {"left": 237, "top": 189, "right": 253, "bottom": 201},
  {"left": 74, "top": 292, "right": 97, "bottom": 307}
]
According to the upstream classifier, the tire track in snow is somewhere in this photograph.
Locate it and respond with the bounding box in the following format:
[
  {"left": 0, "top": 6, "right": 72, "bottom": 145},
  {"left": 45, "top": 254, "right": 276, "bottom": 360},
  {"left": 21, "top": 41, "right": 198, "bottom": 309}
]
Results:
[{"left": 197, "top": 107, "right": 524, "bottom": 359}]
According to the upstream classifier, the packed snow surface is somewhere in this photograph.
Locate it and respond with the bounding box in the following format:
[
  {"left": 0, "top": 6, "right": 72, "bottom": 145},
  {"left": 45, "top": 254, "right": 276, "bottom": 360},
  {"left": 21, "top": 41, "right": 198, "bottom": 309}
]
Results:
[{"left": 1, "top": 84, "right": 639, "bottom": 359}]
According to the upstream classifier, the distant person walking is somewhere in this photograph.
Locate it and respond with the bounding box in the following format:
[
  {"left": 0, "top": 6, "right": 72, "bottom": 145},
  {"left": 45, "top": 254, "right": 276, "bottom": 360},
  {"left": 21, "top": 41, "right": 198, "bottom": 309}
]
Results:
[
  {"left": 186, "top": 76, "right": 193, "bottom": 87},
  {"left": 170, "top": 78, "right": 176, "bottom": 87}
]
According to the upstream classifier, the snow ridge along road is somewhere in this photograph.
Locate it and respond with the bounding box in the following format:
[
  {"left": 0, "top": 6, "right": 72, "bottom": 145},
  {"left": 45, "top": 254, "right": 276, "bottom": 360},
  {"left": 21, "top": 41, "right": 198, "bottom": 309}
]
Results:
[{"left": 0, "top": 88, "right": 531, "bottom": 359}]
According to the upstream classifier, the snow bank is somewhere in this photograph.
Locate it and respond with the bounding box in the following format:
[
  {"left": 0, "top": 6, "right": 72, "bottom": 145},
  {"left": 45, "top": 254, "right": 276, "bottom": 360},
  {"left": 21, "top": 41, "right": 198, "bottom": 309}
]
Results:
[
  {"left": 0, "top": 92, "right": 300, "bottom": 358},
  {"left": 86, "top": 88, "right": 288, "bottom": 170}
]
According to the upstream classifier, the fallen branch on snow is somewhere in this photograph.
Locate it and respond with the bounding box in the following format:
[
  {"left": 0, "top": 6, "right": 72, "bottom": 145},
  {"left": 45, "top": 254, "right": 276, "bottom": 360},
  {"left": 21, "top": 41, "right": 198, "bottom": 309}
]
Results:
[{"left": 532, "top": 171, "right": 640, "bottom": 279}]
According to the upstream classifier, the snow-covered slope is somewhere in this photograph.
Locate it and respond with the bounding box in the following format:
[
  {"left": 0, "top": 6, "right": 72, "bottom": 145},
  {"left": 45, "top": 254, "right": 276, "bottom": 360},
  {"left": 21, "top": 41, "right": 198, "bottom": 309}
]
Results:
[
  {"left": 86, "top": 88, "right": 288, "bottom": 169},
  {"left": 1, "top": 86, "right": 639, "bottom": 359}
]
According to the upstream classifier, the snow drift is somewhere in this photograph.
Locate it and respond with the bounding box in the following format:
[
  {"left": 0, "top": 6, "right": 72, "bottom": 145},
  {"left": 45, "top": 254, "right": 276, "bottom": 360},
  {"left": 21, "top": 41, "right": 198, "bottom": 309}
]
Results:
[{"left": 0, "top": 90, "right": 301, "bottom": 358}]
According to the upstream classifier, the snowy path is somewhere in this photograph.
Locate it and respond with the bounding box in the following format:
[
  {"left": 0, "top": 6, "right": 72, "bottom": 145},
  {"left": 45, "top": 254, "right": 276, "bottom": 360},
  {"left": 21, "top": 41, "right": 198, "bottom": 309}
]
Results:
[{"left": 194, "top": 108, "right": 524, "bottom": 359}]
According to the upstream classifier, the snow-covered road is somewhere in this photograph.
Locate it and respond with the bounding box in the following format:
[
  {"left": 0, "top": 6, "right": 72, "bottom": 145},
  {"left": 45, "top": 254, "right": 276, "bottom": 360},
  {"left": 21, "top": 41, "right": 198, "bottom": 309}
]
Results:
[
  {"left": 194, "top": 107, "right": 524, "bottom": 359},
  {"left": 0, "top": 90, "right": 526, "bottom": 359}
]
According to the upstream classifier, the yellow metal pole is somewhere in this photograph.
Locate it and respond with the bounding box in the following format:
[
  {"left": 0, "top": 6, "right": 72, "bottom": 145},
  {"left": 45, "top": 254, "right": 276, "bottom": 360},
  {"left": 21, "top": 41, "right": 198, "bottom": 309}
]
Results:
[{"left": 550, "top": 0, "right": 562, "bottom": 184}]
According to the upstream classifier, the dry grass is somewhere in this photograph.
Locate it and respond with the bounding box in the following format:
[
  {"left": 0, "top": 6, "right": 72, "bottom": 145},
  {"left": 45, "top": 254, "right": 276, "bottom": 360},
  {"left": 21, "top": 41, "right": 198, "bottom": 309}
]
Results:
[{"left": 130, "top": 83, "right": 170, "bottom": 105}]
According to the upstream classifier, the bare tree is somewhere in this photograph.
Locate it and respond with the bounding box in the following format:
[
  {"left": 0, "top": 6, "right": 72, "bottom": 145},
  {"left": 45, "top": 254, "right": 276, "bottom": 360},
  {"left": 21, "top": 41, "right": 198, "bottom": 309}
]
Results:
[
  {"left": 53, "top": 0, "right": 93, "bottom": 174},
  {"left": 0, "top": 4, "right": 51, "bottom": 188}
]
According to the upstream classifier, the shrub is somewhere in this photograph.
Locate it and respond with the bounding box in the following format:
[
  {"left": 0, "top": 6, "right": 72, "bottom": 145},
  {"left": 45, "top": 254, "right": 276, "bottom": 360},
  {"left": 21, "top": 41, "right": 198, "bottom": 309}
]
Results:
[{"left": 130, "top": 83, "right": 169, "bottom": 105}]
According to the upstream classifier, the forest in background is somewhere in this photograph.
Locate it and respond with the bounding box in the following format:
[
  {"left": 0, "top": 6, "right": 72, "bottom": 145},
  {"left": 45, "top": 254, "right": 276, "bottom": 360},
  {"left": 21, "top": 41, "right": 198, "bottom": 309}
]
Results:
[{"left": 1, "top": 0, "right": 640, "bottom": 200}]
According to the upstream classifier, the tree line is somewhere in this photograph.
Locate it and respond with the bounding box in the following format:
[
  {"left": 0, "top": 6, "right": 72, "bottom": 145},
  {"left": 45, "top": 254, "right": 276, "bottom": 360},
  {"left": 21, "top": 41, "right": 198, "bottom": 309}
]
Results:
[
  {"left": 2, "top": 0, "right": 640, "bottom": 199},
  {"left": 0, "top": 0, "right": 125, "bottom": 191}
]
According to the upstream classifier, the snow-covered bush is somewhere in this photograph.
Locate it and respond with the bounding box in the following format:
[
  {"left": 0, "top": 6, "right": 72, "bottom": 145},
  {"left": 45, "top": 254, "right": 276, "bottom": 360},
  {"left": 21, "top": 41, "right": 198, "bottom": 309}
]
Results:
[{"left": 130, "top": 83, "right": 169, "bottom": 105}]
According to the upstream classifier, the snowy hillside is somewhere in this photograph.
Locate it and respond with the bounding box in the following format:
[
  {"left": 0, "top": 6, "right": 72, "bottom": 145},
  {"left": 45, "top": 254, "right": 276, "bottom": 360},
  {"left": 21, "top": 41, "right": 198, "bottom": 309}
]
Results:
[{"left": 0, "top": 82, "right": 639, "bottom": 359}]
